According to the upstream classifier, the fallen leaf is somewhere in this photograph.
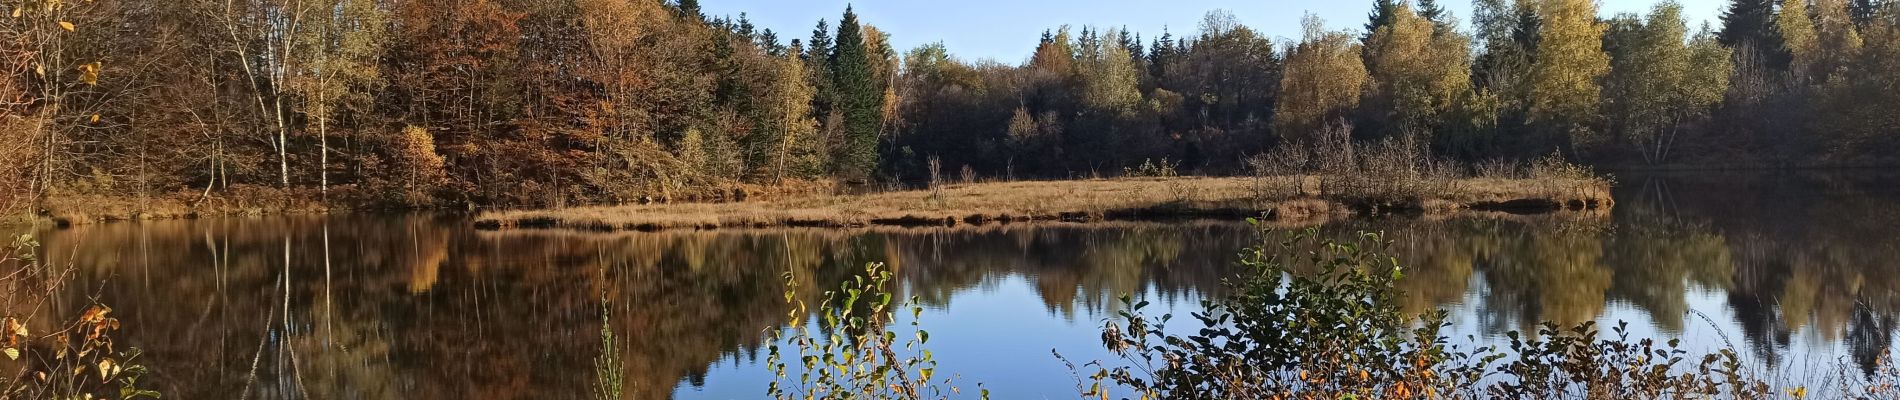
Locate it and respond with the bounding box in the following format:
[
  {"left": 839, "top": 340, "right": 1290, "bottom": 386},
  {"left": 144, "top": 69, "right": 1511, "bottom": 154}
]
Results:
[{"left": 58, "top": 21, "right": 73, "bottom": 32}]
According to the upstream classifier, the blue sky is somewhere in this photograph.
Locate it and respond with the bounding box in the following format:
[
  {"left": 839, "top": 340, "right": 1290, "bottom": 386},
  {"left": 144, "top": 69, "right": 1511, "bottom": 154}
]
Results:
[{"left": 701, "top": 0, "right": 1729, "bottom": 63}]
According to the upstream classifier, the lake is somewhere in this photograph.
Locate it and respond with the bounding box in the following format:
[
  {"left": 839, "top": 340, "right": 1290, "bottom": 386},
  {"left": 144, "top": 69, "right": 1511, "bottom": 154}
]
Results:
[{"left": 15, "top": 171, "right": 1900, "bottom": 399}]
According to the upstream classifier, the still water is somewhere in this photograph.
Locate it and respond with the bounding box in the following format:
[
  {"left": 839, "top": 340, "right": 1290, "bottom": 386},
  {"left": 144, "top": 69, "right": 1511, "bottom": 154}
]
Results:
[{"left": 19, "top": 171, "right": 1900, "bottom": 399}]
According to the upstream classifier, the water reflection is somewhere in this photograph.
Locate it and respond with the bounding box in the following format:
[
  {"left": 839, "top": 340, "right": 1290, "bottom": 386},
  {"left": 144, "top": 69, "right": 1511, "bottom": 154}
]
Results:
[{"left": 11, "top": 171, "right": 1899, "bottom": 398}]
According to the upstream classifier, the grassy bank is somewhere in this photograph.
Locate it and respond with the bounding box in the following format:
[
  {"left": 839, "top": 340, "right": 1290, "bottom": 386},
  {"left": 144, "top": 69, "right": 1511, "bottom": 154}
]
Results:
[
  {"left": 473, "top": 174, "right": 1612, "bottom": 231},
  {"left": 10, "top": 179, "right": 842, "bottom": 227}
]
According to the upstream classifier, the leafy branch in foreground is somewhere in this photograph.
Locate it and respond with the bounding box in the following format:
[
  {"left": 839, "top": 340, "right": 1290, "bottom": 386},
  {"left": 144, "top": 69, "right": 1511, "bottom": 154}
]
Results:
[
  {"left": 2, "top": 233, "right": 159, "bottom": 400},
  {"left": 765, "top": 262, "right": 986, "bottom": 400}
]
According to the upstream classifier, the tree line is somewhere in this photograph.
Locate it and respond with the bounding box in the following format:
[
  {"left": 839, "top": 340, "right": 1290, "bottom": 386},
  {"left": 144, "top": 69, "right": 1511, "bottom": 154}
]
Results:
[{"left": 3, "top": 0, "right": 1897, "bottom": 210}]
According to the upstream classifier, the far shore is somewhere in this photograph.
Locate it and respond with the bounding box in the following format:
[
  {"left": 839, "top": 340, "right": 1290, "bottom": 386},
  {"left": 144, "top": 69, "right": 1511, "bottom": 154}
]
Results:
[{"left": 473, "top": 175, "right": 1613, "bottom": 232}]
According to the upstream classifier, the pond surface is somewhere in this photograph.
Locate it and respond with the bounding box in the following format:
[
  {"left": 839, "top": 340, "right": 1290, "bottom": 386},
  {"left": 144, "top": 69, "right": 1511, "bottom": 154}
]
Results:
[{"left": 17, "top": 171, "right": 1900, "bottom": 399}]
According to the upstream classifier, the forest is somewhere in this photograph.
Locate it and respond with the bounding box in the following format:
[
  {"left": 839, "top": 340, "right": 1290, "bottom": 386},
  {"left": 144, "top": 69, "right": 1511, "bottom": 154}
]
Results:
[{"left": 1, "top": 0, "right": 1896, "bottom": 213}]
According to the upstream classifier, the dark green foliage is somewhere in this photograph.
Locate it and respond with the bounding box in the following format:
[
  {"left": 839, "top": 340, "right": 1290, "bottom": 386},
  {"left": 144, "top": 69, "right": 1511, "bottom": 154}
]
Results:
[
  {"left": 1364, "top": 0, "right": 1401, "bottom": 42},
  {"left": 1852, "top": 0, "right": 1887, "bottom": 26},
  {"left": 677, "top": 0, "right": 701, "bottom": 20},
  {"left": 1719, "top": 0, "right": 1791, "bottom": 69},
  {"left": 830, "top": 7, "right": 883, "bottom": 179},
  {"left": 1419, "top": 0, "right": 1448, "bottom": 27}
]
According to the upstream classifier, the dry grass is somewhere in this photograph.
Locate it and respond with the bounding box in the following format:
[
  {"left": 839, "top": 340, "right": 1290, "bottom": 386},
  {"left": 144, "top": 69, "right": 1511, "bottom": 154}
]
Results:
[{"left": 474, "top": 175, "right": 1613, "bottom": 232}]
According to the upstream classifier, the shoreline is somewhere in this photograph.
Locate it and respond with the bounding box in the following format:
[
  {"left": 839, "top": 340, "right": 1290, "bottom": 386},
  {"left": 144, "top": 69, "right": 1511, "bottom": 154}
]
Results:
[{"left": 473, "top": 176, "right": 1614, "bottom": 232}]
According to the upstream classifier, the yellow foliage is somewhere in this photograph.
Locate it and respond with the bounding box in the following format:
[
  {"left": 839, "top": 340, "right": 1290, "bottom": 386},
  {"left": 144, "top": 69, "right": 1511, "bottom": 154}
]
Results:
[
  {"left": 1274, "top": 14, "right": 1369, "bottom": 143},
  {"left": 1364, "top": 4, "right": 1473, "bottom": 134},
  {"left": 1528, "top": 0, "right": 1610, "bottom": 137}
]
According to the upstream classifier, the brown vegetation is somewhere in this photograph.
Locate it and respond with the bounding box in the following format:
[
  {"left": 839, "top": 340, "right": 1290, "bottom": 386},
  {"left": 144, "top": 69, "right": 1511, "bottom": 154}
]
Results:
[{"left": 473, "top": 174, "right": 1611, "bottom": 232}]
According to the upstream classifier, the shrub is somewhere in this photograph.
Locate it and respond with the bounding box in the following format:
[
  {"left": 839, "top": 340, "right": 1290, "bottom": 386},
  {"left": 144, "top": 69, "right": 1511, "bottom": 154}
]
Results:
[
  {"left": 1, "top": 233, "right": 159, "bottom": 400},
  {"left": 765, "top": 262, "right": 986, "bottom": 400}
]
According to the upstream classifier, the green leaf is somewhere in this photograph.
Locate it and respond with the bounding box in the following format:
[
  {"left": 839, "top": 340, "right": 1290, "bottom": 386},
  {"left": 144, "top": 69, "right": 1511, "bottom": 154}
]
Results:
[{"left": 3, "top": 348, "right": 16, "bottom": 360}]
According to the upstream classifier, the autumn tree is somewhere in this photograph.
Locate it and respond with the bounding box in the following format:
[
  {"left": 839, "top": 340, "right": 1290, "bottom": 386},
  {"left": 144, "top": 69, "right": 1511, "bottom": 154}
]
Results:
[
  {"left": 1602, "top": 2, "right": 1733, "bottom": 164},
  {"left": 1812, "top": 0, "right": 1867, "bottom": 83},
  {"left": 1, "top": 0, "right": 109, "bottom": 211},
  {"left": 1078, "top": 29, "right": 1141, "bottom": 116},
  {"left": 1274, "top": 14, "right": 1368, "bottom": 144},
  {"left": 1817, "top": 1, "right": 1896, "bottom": 157},
  {"left": 1361, "top": 3, "right": 1473, "bottom": 138},
  {"left": 1165, "top": 11, "right": 1281, "bottom": 168},
  {"left": 290, "top": 0, "right": 387, "bottom": 200},
  {"left": 217, "top": 0, "right": 331, "bottom": 192},
  {"left": 1527, "top": 0, "right": 1610, "bottom": 148},
  {"left": 384, "top": 0, "right": 525, "bottom": 203},
  {"left": 770, "top": 48, "right": 824, "bottom": 180},
  {"left": 1777, "top": 0, "right": 1863, "bottom": 86}
]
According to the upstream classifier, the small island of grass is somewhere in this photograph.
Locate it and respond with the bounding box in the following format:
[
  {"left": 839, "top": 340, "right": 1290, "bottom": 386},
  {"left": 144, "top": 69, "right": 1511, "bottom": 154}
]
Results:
[{"left": 474, "top": 168, "right": 1611, "bottom": 232}]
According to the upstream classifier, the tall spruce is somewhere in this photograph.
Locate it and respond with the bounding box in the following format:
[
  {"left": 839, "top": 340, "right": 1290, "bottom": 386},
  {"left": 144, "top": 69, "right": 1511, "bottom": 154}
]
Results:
[
  {"left": 677, "top": 0, "right": 701, "bottom": 20},
  {"left": 1719, "top": 0, "right": 1790, "bottom": 69},
  {"left": 1852, "top": 0, "right": 1886, "bottom": 26},
  {"left": 830, "top": 6, "right": 882, "bottom": 179},
  {"left": 1364, "top": 0, "right": 1402, "bottom": 42},
  {"left": 1418, "top": 0, "right": 1449, "bottom": 28}
]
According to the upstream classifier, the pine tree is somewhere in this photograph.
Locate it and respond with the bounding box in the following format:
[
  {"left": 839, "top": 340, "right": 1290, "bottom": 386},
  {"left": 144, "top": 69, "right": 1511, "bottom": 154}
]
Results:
[
  {"left": 1364, "top": 0, "right": 1401, "bottom": 43},
  {"left": 1418, "top": 0, "right": 1449, "bottom": 28},
  {"left": 1719, "top": 0, "right": 1790, "bottom": 69},
  {"left": 1720, "top": 0, "right": 1781, "bottom": 46},
  {"left": 1147, "top": 29, "right": 1178, "bottom": 81},
  {"left": 1852, "top": 0, "right": 1886, "bottom": 26},
  {"left": 677, "top": 0, "right": 701, "bottom": 20},
  {"left": 807, "top": 19, "right": 833, "bottom": 65},
  {"left": 829, "top": 6, "right": 882, "bottom": 179},
  {"left": 806, "top": 19, "right": 836, "bottom": 139}
]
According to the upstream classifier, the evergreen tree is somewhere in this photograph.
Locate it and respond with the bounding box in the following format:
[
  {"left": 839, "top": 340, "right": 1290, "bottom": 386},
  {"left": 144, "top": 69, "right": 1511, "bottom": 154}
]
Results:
[
  {"left": 1719, "top": 0, "right": 1791, "bottom": 70},
  {"left": 677, "top": 0, "right": 701, "bottom": 20},
  {"left": 1148, "top": 29, "right": 1179, "bottom": 81},
  {"left": 1364, "top": 0, "right": 1401, "bottom": 42},
  {"left": 1852, "top": 0, "right": 1886, "bottom": 26},
  {"left": 830, "top": 6, "right": 882, "bottom": 179},
  {"left": 1418, "top": 0, "right": 1449, "bottom": 28},
  {"left": 1472, "top": 0, "right": 1539, "bottom": 116},
  {"left": 807, "top": 19, "right": 833, "bottom": 65},
  {"left": 806, "top": 19, "right": 837, "bottom": 139},
  {"left": 736, "top": 13, "right": 756, "bottom": 38}
]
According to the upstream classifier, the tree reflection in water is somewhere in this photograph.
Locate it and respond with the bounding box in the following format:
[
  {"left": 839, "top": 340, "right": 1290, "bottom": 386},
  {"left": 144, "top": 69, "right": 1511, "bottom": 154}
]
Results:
[{"left": 21, "top": 171, "right": 1900, "bottom": 398}]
